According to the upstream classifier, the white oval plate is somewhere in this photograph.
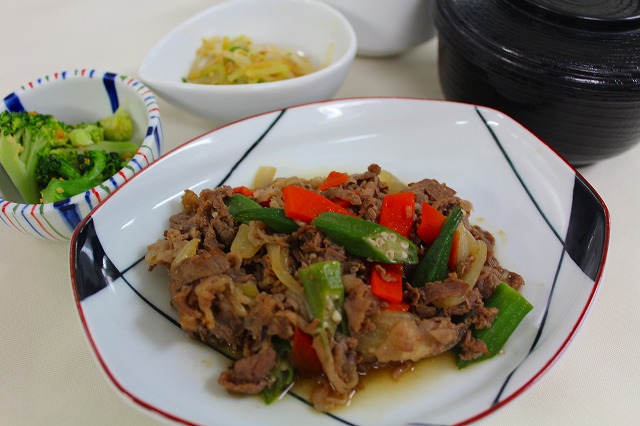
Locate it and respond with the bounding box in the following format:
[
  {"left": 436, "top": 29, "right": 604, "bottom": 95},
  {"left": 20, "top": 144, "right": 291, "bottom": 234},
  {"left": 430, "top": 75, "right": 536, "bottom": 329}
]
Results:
[{"left": 70, "top": 98, "right": 609, "bottom": 426}]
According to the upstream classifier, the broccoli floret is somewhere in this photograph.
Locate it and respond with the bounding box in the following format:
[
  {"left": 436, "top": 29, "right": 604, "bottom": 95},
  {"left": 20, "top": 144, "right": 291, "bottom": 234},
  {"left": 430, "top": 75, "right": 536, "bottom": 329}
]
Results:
[
  {"left": 34, "top": 152, "right": 83, "bottom": 188},
  {"left": 40, "top": 177, "right": 98, "bottom": 204},
  {"left": 37, "top": 148, "right": 130, "bottom": 203},
  {"left": 75, "top": 150, "right": 107, "bottom": 181},
  {"left": 39, "top": 150, "right": 109, "bottom": 203},
  {"left": 99, "top": 106, "right": 133, "bottom": 141},
  {"left": 103, "top": 151, "right": 125, "bottom": 177},
  {"left": 75, "top": 149, "right": 129, "bottom": 184},
  {"left": 68, "top": 123, "right": 105, "bottom": 147},
  {"left": 0, "top": 110, "right": 69, "bottom": 203},
  {"left": 82, "top": 140, "right": 138, "bottom": 158}
]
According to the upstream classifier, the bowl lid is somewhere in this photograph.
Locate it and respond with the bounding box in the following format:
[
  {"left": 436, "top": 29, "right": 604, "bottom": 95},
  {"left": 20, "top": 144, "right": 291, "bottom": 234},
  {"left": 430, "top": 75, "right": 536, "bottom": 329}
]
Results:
[
  {"left": 435, "top": 0, "right": 640, "bottom": 94},
  {"left": 516, "top": 0, "right": 640, "bottom": 30}
]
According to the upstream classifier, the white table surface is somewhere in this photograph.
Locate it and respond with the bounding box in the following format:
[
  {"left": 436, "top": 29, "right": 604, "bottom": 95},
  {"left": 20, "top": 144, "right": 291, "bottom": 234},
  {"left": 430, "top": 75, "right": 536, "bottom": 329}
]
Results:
[{"left": 2, "top": 1, "right": 639, "bottom": 425}]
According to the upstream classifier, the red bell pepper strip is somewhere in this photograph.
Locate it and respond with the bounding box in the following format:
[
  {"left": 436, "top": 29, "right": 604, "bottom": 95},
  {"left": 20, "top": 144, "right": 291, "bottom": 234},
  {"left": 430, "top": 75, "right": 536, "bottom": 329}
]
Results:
[
  {"left": 282, "top": 185, "right": 354, "bottom": 223},
  {"left": 331, "top": 197, "right": 353, "bottom": 208},
  {"left": 370, "top": 192, "right": 415, "bottom": 305},
  {"left": 370, "top": 263, "right": 404, "bottom": 303},
  {"left": 417, "top": 201, "right": 445, "bottom": 245},
  {"left": 233, "top": 185, "right": 254, "bottom": 197},
  {"left": 417, "top": 201, "right": 460, "bottom": 270},
  {"left": 318, "top": 171, "right": 349, "bottom": 191},
  {"left": 291, "top": 327, "right": 323, "bottom": 375},
  {"left": 378, "top": 192, "right": 415, "bottom": 238}
]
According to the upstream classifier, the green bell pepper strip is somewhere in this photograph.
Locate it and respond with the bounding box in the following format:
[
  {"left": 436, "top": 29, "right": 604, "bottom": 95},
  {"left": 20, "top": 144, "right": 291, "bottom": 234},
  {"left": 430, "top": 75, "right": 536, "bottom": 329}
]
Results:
[
  {"left": 226, "top": 194, "right": 299, "bottom": 234},
  {"left": 311, "top": 212, "right": 419, "bottom": 264},
  {"left": 298, "top": 260, "right": 346, "bottom": 335},
  {"left": 262, "top": 337, "right": 295, "bottom": 404},
  {"left": 411, "top": 205, "right": 463, "bottom": 287},
  {"left": 456, "top": 282, "right": 533, "bottom": 369}
]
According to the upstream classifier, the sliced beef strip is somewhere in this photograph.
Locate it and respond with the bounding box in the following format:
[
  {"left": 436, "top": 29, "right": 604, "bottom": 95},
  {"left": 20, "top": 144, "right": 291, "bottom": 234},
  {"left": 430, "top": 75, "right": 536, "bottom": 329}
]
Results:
[
  {"left": 343, "top": 274, "right": 380, "bottom": 335},
  {"left": 351, "top": 163, "right": 387, "bottom": 221},
  {"left": 287, "top": 224, "right": 348, "bottom": 267},
  {"left": 244, "top": 293, "right": 298, "bottom": 342},
  {"left": 168, "top": 248, "right": 235, "bottom": 287},
  {"left": 322, "top": 186, "right": 362, "bottom": 206},
  {"left": 218, "top": 346, "right": 277, "bottom": 395},
  {"left": 408, "top": 178, "right": 473, "bottom": 216},
  {"left": 421, "top": 277, "right": 470, "bottom": 305},
  {"left": 475, "top": 264, "right": 525, "bottom": 300},
  {"left": 457, "top": 329, "right": 490, "bottom": 362}
]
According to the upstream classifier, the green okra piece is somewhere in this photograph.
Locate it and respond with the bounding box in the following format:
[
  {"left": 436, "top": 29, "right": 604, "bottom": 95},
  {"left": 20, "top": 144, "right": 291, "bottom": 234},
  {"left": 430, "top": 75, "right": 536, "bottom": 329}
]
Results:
[
  {"left": 311, "top": 212, "right": 418, "bottom": 264},
  {"left": 226, "top": 194, "right": 299, "bottom": 234},
  {"left": 262, "top": 337, "right": 294, "bottom": 404},
  {"left": 225, "top": 193, "right": 262, "bottom": 215},
  {"left": 233, "top": 208, "right": 299, "bottom": 234},
  {"left": 456, "top": 282, "right": 533, "bottom": 369},
  {"left": 298, "top": 260, "right": 345, "bottom": 334},
  {"left": 411, "top": 205, "right": 463, "bottom": 287}
]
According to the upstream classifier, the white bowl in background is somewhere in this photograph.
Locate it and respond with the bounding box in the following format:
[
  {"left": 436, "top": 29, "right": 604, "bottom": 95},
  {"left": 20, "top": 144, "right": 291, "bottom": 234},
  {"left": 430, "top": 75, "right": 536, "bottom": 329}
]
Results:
[
  {"left": 138, "top": 0, "right": 357, "bottom": 124},
  {"left": 321, "top": 0, "right": 435, "bottom": 57}
]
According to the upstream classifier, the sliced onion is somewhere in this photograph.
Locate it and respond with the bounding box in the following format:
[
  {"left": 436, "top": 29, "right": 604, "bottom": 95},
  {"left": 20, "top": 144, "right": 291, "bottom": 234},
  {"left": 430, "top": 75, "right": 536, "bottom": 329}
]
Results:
[
  {"left": 237, "top": 281, "right": 259, "bottom": 298},
  {"left": 357, "top": 311, "right": 460, "bottom": 363},
  {"left": 170, "top": 238, "right": 200, "bottom": 269},
  {"left": 378, "top": 169, "right": 408, "bottom": 193},
  {"left": 312, "top": 330, "right": 359, "bottom": 395},
  {"left": 230, "top": 224, "right": 264, "bottom": 258},
  {"left": 253, "top": 165, "right": 277, "bottom": 189},
  {"left": 453, "top": 225, "right": 471, "bottom": 268},
  {"left": 460, "top": 239, "right": 487, "bottom": 287},
  {"left": 266, "top": 243, "right": 304, "bottom": 297},
  {"left": 433, "top": 227, "right": 487, "bottom": 308}
]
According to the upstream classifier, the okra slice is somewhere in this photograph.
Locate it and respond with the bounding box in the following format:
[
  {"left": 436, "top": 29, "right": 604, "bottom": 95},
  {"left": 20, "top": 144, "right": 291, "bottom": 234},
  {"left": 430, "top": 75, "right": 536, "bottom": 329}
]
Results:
[
  {"left": 298, "top": 260, "right": 345, "bottom": 334},
  {"left": 262, "top": 337, "right": 294, "bottom": 404},
  {"left": 226, "top": 194, "right": 299, "bottom": 234},
  {"left": 412, "top": 205, "right": 463, "bottom": 287},
  {"left": 312, "top": 212, "right": 418, "bottom": 264},
  {"left": 233, "top": 208, "right": 300, "bottom": 234},
  {"left": 456, "top": 282, "right": 533, "bottom": 369},
  {"left": 225, "top": 193, "right": 262, "bottom": 215}
]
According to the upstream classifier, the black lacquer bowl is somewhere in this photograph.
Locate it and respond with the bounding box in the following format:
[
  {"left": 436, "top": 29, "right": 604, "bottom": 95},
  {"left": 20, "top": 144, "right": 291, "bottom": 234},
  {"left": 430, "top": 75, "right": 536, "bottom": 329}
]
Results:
[{"left": 435, "top": 0, "right": 640, "bottom": 166}]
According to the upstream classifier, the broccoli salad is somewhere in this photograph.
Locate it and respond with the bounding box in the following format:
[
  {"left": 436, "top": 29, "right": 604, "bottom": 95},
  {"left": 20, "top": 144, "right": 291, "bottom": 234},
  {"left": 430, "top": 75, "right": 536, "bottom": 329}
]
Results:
[{"left": 0, "top": 107, "right": 139, "bottom": 204}]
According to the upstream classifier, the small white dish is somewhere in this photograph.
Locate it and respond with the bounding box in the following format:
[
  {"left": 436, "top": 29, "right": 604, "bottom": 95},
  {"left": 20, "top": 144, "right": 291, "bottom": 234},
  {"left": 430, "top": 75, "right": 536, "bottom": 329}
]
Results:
[
  {"left": 70, "top": 98, "right": 608, "bottom": 425},
  {"left": 138, "top": 0, "right": 357, "bottom": 124}
]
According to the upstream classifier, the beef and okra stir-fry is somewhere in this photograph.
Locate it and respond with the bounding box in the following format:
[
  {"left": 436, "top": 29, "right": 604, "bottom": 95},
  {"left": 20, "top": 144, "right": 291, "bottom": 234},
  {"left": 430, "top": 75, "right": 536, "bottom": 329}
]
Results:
[{"left": 146, "top": 164, "right": 532, "bottom": 411}]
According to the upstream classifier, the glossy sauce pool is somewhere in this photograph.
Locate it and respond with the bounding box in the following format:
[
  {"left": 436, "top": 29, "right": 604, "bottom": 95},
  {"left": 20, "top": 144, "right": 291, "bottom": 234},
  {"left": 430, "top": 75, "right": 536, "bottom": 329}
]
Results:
[{"left": 292, "top": 351, "right": 459, "bottom": 417}]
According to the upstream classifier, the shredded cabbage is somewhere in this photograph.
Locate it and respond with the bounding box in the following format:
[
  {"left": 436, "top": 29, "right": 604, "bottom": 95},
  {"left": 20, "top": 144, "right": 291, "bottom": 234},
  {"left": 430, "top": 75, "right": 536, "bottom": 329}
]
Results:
[{"left": 185, "top": 35, "right": 318, "bottom": 85}]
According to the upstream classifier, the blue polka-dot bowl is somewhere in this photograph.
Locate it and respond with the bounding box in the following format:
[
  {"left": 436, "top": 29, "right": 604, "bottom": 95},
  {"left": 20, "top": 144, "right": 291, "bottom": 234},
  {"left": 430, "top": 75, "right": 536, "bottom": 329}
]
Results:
[{"left": 0, "top": 69, "right": 163, "bottom": 241}]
